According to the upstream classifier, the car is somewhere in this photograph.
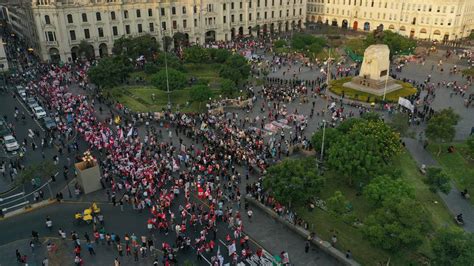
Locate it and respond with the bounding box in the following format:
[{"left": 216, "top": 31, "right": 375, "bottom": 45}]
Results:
[
  {"left": 0, "top": 119, "right": 11, "bottom": 137},
  {"left": 15, "top": 85, "right": 24, "bottom": 92},
  {"left": 26, "top": 97, "right": 39, "bottom": 109},
  {"left": 18, "top": 90, "right": 27, "bottom": 101},
  {"left": 33, "top": 106, "right": 47, "bottom": 119},
  {"left": 42, "top": 116, "right": 57, "bottom": 130},
  {"left": 3, "top": 135, "right": 19, "bottom": 152}
]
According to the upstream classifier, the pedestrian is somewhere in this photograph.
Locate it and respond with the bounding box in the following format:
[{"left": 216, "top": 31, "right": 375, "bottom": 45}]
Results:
[
  {"left": 117, "top": 243, "right": 123, "bottom": 256},
  {"left": 42, "top": 257, "right": 49, "bottom": 266},
  {"left": 305, "top": 240, "right": 310, "bottom": 253},
  {"left": 247, "top": 209, "right": 253, "bottom": 222},
  {"left": 346, "top": 250, "right": 352, "bottom": 259},
  {"left": 15, "top": 249, "right": 21, "bottom": 262},
  {"left": 331, "top": 235, "right": 337, "bottom": 247},
  {"left": 30, "top": 240, "right": 35, "bottom": 253},
  {"left": 87, "top": 242, "right": 96, "bottom": 255},
  {"left": 114, "top": 257, "right": 120, "bottom": 266}
]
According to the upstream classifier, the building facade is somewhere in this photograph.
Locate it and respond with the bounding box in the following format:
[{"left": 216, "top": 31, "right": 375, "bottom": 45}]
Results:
[
  {"left": 307, "top": 0, "right": 474, "bottom": 42},
  {"left": 6, "top": 0, "right": 306, "bottom": 62}
]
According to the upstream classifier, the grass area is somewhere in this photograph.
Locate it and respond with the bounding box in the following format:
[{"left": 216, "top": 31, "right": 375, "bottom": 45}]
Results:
[
  {"left": 109, "top": 86, "right": 219, "bottom": 113},
  {"left": 329, "top": 77, "right": 417, "bottom": 103},
  {"left": 296, "top": 151, "right": 453, "bottom": 265},
  {"left": 183, "top": 63, "right": 224, "bottom": 88},
  {"left": 428, "top": 143, "right": 474, "bottom": 204}
]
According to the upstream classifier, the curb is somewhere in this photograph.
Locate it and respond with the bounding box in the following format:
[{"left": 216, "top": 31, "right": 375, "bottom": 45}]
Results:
[
  {"left": 245, "top": 196, "right": 360, "bottom": 266},
  {"left": 0, "top": 198, "right": 58, "bottom": 220}
]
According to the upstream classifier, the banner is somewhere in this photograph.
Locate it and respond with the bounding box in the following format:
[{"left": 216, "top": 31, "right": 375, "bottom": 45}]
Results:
[{"left": 398, "top": 97, "right": 414, "bottom": 112}]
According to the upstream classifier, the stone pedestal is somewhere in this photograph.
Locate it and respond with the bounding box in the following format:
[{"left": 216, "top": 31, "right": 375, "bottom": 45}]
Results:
[
  {"left": 75, "top": 161, "right": 101, "bottom": 195},
  {"left": 344, "top": 44, "right": 402, "bottom": 96}
]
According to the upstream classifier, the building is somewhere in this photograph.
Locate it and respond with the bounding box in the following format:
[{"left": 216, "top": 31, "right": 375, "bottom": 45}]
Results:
[
  {"left": 0, "top": 41, "right": 8, "bottom": 72},
  {"left": 4, "top": 0, "right": 306, "bottom": 62},
  {"left": 307, "top": 0, "right": 474, "bottom": 42}
]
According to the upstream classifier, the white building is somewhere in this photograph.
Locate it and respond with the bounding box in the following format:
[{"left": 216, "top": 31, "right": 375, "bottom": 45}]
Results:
[
  {"left": 5, "top": 0, "right": 306, "bottom": 62},
  {"left": 307, "top": 0, "right": 474, "bottom": 42}
]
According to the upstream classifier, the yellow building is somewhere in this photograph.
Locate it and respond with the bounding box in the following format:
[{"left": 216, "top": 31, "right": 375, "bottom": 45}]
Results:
[
  {"left": 307, "top": 0, "right": 474, "bottom": 42},
  {"left": 4, "top": 0, "right": 306, "bottom": 62}
]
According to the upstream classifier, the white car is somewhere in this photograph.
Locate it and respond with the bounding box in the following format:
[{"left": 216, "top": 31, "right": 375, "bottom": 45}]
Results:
[
  {"left": 33, "top": 106, "right": 47, "bottom": 119},
  {"left": 3, "top": 135, "right": 19, "bottom": 152},
  {"left": 18, "top": 90, "right": 27, "bottom": 101}
]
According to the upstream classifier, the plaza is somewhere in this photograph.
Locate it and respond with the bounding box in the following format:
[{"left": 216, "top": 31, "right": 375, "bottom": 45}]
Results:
[{"left": 0, "top": 5, "right": 473, "bottom": 265}]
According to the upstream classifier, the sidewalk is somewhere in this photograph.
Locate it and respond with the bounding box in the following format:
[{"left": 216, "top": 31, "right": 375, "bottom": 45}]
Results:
[{"left": 403, "top": 138, "right": 474, "bottom": 232}]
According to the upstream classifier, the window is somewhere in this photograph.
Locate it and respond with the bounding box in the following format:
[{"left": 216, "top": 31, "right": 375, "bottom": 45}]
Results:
[
  {"left": 98, "top": 27, "right": 104, "bottom": 37},
  {"left": 172, "top": 7, "right": 176, "bottom": 15},
  {"left": 125, "top": 25, "right": 130, "bottom": 34},
  {"left": 82, "top": 13, "right": 88, "bottom": 22},
  {"left": 271, "top": 11, "right": 274, "bottom": 18},
  {"left": 249, "top": 1, "right": 252, "bottom": 8},
  {"left": 265, "top": 0, "right": 267, "bottom": 6},
  {"left": 161, "top": 8, "right": 165, "bottom": 16},
  {"left": 264, "top": 12, "right": 267, "bottom": 19},
  {"left": 258, "top": 0, "right": 260, "bottom": 7},
  {"left": 138, "top": 24, "right": 142, "bottom": 32},
  {"left": 231, "top": 15, "right": 234, "bottom": 22},
  {"left": 124, "top": 10, "right": 129, "bottom": 19},
  {"left": 249, "top": 13, "right": 252, "bottom": 20},
  {"left": 231, "top": 2, "right": 234, "bottom": 9},
  {"left": 148, "top": 9, "right": 153, "bottom": 16},
  {"left": 223, "top": 3, "right": 226, "bottom": 10},
  {"left": 272, "top": 0, "right": 274, "bottom": 6},
  {"left": 84, "top": 29, "right": 90, "bottom": 39},
  {"left": 194, "top": 19, "right": 197, "bottom": 27},
  {"left": 223, "top": 16, "right": 227, "bottom": 23},
  {"left": 240, "top": 2, "right": 243, "bottom": 8},
  {"left": 67, "top": 14, "right": 73, "bottom": 23},
  {"left": 162, "top": 21, "right": 166, "bottom": 30},
  {"left": 45, "top": 15, "right": 50, "bottom": 24},
  {"left": 69, "top": 30, "right": 76, "bottom": 41},
  {"left": 239, "top": 14, "right": 242, "bottom": 21},
  {"left": 183, "top": 19, "right": 187, "bottom": 28},
  {"left": 194, "top": 6, "right": 197, "bottom": 13},
  {"left": 45, "top": 31, "right": 55, "bottom": 42},
  {"left": 112, "top": 26, "right": 118, "bottom": 36},
  {"left": 111, "top": 11, "right": 116, "bottom": 20},
  {"left": 182, "top": 7, "right": 186, "bottom": 14},
  {"left": 172, "top": 20, "right": 177, "bottom": 29},
  {"left": 136, "top": 9, "right": 141, "bottom": 18}
]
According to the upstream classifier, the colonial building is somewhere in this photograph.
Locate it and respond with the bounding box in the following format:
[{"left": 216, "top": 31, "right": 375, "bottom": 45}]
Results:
[
  {"left": 307, "top": 0, "right": 474, "bottom": 42},
  {"left": 4, "top": 0, "right": 306, "bottom": 62}
]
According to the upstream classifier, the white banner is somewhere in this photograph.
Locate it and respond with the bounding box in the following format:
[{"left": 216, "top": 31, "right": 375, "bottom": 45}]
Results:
[{"left": 398, "top": 97, "right": 414, "bottom": 112}]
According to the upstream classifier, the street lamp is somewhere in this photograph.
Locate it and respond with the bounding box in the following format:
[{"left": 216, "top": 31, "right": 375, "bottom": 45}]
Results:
[
  {"left": 160, "top": 27, "right": 172, "bottom": 110},
  {"left": 320, "top": 120, "right": 327, "bottom": 162}
]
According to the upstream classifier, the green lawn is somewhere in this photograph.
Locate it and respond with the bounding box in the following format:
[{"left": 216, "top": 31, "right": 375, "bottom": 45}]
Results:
[
  {"left": 109, "top": 86, "right": 219, "bottom": 113},
  {"left": 296, "top": 151, "right": 453, "bottom": 265},
  {"left": 329, "top": 77, "right": 417, "bottom": 103},
  {"left": 429, "top": 143, "right": 474, "bottom": 204},
  {"left": 183, "top": 63, "right": 224, "bottom": 88}
]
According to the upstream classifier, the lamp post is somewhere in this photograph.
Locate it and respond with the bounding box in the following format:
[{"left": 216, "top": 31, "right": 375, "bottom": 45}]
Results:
[
  {"left": 320, "top": 120, "right": 327, "bottom": 162},
  {"left": 160, "top": 27, "right": 172, "bottom": 110}
]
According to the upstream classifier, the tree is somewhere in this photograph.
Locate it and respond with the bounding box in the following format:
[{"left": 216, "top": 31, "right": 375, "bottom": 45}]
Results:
[
  {"left": 425, "top": 167, "right": 451, "bottom": 194},
  {"left": 112, "top": 35, "right": 159, "bottom": 60},
  {"left": 220, "top": 79, "right": 237, "bottom": 98},
  {"left": 363, "top": 198, "right": 431, "bottom": 251},
  {"left": 17, "top": 162, "right": 56, "bottom": 186},
  {"left": 310, "top": 127, "right": 340, "bottom": 157},
  {"left": 189, "top": 85, "right": 213, "bottom": 109},
  {"left": 162, "top": 36, "right": 173, "bottom": 52},
  {"left": 389, "top": 112, "right": 410, "bottom": 137},
  {"left": 263, "top": 158, "right": 324, "bottom": 206},
  {"left": 327, "top": 119, "right": 402, "bottom": 185},
  {"left": 212, "top": 49, "right": 232, "bottom": 63},
  {"left": 183, "top": 46, "right": 210, "bottom": 63},
  {"left": 364, "top": 175, "right": 414, "bottom": 207},
  {"left": 274, "top": 39, "right": 287, "bottom": 48},
  {"left": 173, "top": 32, "right": 188, "bottom": 48},
  {"left": 431, "top": 227, "right": 474, "bottom": 266},
  {"left": 88, "top": 55, "right": 133, "bottom": 89},
  {"left": 462, "top": 68, "right": 474, "bottom": 77},
  {"left": 78, "top": 40, "right": 95, "bottom": 60},
  {"left": 364, "top": 30, "right": 417, "bottom": 58},
  {"left": 425, "top": 108, "right": 460, "bottom": 155},
  {"left": 467, "top": 135, "right": 474, "bottom": 159},
  {"left": 219, "top": 54, "right": 251, "bottom": 84},
  {"left": 326, "top": 191, "right": 349, "bottom": 215},
  {"left": 151, "top": 68, "right": 188, "bottom": 91}
]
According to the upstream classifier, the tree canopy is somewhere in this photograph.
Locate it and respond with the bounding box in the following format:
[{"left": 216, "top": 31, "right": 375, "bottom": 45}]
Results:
[
  {"left": 263, "top": 158, "right": 324, "bottom": 206},
  {"left": 426, "top": 108, "right": 460, "bottom": 155},
  {"left": 364, "top": 30, "right": 417, "bottom": 57},
  {"left": 431, "top": 227, "right": 474, "bottom": 266},
  {"left": 425, "top": 167, "right": 451, "bottom": 194},
  {"left": 151, "top": 68, "right": 188, "bottom": 91},
  {"left": 88, "top": 56, "right": 133, "bottom": 89},
  {"left": 219, "top": 54, "right": 251, "bottom": 85},
  {"left": 183, "top": 46, "right": 211, "bottom": 63},
  {"left": 326, "top": 118, "right": 402, "bottom": 185},
  {"left": 364, "top": 175, "right": 414, "bottom": 207},
  {"left": 189, "top": 85, "right": 213, "bottom": 109},
  {"left": 112, "top": 35, "right": 159, "bottom": 60}
]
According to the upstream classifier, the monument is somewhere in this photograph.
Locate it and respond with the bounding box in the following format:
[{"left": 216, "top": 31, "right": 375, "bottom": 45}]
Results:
[
  {"left": 75, "top": 151, "right": 102, "bottom": 194},
  {"left": 344, "top": 44, "right": 402, "bottom": 96}
]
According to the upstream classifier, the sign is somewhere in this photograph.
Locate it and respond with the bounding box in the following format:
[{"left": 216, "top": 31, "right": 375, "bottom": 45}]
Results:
[{"left": 398, "top": 97, "right": 414, "bottom": 112}]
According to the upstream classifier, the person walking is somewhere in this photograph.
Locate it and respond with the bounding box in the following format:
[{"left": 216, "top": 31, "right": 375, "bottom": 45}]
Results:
[
  {"left": 305, "top": 240, "right": 310, "bottom": 253},
  {"left": 114, "top": 257, "right": 120, "bottom": 266},
  {"left": 247, "top": 209, "right": 253, "bottom": 222},
  {"left": 87, "top": 242, "right": 96, "bottom": 255},
  {"left": 46, "top": 216, "right": 53, "bottom": 231}
]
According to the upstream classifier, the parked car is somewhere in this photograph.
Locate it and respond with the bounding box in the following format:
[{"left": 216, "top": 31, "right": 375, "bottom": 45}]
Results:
[
  {"left": 26, "top": 97, "right": 39, "bottom": 110},
  {"left": 0, "top": 118, "right": 11, "bottom": 137},
  {"left": 33, "top": 106, "right": 47, "bottom": 119},
  {"left": 42, "top": 116, "right": 57, "bottom": 130},
  {"left": 3, "top": 135, "right": 19, "bottom": 151}
]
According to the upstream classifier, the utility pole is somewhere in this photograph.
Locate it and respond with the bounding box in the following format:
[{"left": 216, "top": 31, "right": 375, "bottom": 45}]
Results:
[{"left": 160, "top": 27, "right": 171, "bottom": 110}]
